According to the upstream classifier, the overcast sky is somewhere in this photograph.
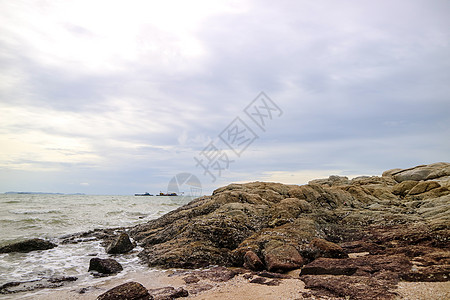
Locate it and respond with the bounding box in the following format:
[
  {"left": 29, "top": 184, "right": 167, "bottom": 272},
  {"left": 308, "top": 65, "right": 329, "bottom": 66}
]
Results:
[{"left": 1, "top": 0, "right": 449, "bottom": 195}]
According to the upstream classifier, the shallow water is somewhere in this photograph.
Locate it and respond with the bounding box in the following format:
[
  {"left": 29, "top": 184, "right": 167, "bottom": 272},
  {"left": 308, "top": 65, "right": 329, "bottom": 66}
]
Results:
[{"left": 0, "top": 194, "right": 190, "bottom": 294}]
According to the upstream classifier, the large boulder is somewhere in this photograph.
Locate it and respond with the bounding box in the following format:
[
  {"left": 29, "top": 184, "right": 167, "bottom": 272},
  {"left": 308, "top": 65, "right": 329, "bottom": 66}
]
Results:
[{"left": 0, "top": 238, "right": 57, "bottom": 253}]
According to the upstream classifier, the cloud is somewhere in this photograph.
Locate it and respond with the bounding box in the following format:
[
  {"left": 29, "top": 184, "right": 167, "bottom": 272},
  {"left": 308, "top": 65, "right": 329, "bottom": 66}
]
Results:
[{"left": 0, "top": 0, "right": 449, "bottom": 194}]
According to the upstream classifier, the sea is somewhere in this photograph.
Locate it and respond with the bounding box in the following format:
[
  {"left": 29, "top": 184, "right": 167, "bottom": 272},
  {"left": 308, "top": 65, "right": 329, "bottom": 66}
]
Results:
[{"left": 0, "top": 193, "right": 190, "bottom": 298}]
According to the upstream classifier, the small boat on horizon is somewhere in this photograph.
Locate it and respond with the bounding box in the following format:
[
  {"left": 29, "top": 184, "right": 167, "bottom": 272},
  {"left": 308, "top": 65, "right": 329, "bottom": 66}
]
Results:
[
  {"left": 134, "top": 192, "right": 153, "bottom": 196},
  {"left": 157, "top": 192, "right": 178, "bottom": 196}
]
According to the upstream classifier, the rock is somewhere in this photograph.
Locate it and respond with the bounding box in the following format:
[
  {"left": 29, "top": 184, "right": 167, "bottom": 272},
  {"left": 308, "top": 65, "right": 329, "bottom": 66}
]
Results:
[
  {"left": 401, "top": 264, "right": 450, "bottom": 282},
  {"left": 106, "top": 232, "right": 135, "bottom": 254},
  {"left": 190, "top": 266, "right": 236, "bottom": 282},
  {"left": 300, "top": 255, "right": 412, "bottom": 279},
  {"left": 264, "top": 244, "right": 304, "bottom": 272},
  {"left": 97, "top": 282, "right": 151, "bottom": 300},
  {"left": 392, "top": 180, "right": 419, "bottom": 196},
  {"left": 182, "top": 275, "right": 200, "bottom": 284},
  {"left": 255, "top": 271, "right": 291, "bottom": 279},
  {"left": 408, "top": 181, "right": 440, "bottom": 195},
  {"left": 124, "top": 161, "right": 449, "bottom": 291},
  {"left": 392, "top": 163, "right": 450, "bottom": 182},
  {"left": 243, "top": 251, "right": 264, "bottom": 271},
  {"left": 148, "top": 286, "right": 188, "bottom": 299},
  {"left": 301, "top": 275, "right": 397, "bottom": 300},
  {"left": 308, "top": 238, "right": 348, "bottom": 259},
  {"left": 249, "top": 276, "right": 281, "bottom": 286},
  {"left": 309, "top": 175, "right": 350, "bottom": 186},
  {"left": 0, "top": 276, "right": 77, "bottom": 294},
  {"left": 0, "top": 238, "right": 57, "bottom": 253},
  {"left": 88, "top": 258, "right": 123, "bottom": 275}
]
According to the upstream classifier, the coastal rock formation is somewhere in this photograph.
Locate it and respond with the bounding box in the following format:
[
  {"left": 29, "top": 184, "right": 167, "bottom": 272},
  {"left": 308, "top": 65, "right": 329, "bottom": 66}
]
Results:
[
  {"left": 125, "top": 162, "right": 449, "bottom": 298},
  {"left": 0, "top": 238, "right": 57, "bottom": 253},
  {"left": 130, "top": 162, "right": 449, "bottom": 273}
]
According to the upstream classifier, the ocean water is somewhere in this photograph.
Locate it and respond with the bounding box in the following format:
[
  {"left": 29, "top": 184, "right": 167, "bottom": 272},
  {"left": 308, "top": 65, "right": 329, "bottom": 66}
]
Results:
[{"left": 0, "top": 194, "right": 189, "bottom": 296}]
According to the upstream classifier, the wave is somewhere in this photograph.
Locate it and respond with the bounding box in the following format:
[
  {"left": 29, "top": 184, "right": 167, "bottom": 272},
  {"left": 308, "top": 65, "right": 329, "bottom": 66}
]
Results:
[{"left": 9, "top": 209, "right": 61, "bottom": 215}]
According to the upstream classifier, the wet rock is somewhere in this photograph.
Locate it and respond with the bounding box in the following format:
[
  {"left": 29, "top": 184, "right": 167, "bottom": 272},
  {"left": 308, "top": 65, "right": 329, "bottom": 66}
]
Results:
[
  {"left": 249, "top": 276, "right": 281, "bottom": 286},
  {"left": 300, "top": 255, "right": 411, "bottom": 279},
  {"left": 148, "top": 287, "right": 188, "bottom": 299},
  {"left": 97, "top": 281, "right": 151, "bottom": 300},
  {"left": 106, "top": 232, "right": 135, "bottom": 254},
  {"left": 0, "top": 238, "right": 57, "bottom": 253},
  {"left": 182, "top": 275, "right": 200, "bottom": 284},
  {"left": 255, "top": 271, "right": 291, "bottom": 279},
  {"left": 243, "top": 250, "right": 264, "bottom": 271},
  {"left": 185, "top": 283, "right": 214, "bottom": 295},
  {"left": 264, "top": 244, "right": 304, "bottom": 272},
  {"left": 190, "top": 266, "right": 237, "bottom": 282},
  {"left": 88, "top": 258, "right": 123, "bottom": 275},
  {"left": 301, "top": 275, "right": 397, "bottom": 300},
  {"left": 0, "top": 276, "right": 77, "bottom": 294}
]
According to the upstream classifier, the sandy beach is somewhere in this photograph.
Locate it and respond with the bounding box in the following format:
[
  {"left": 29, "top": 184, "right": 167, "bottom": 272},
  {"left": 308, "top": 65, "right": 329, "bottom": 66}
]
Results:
[{"left": 21, "top": 268, "right": 450, "bottom": 300}]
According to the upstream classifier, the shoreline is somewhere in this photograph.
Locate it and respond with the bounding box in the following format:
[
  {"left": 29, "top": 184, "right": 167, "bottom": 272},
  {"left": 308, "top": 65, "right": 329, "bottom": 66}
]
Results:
[{"left": 19, "top": 267, "right": 450, "bottom": 300}]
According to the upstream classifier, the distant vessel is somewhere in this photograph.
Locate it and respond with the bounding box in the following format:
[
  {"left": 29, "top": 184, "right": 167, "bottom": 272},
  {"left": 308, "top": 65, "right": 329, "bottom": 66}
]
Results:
[
  {"left": 134, "top": 192, "right": 153, "bottom": 196},
  {"left": 157, "top": 192, "right": 178, "bottom": 196}
]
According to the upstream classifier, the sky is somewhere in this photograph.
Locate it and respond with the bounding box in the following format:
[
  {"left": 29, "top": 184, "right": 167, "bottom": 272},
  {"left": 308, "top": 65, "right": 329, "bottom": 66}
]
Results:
[{"left": 0, "top": 0, "right": 449, "bottom": 195}]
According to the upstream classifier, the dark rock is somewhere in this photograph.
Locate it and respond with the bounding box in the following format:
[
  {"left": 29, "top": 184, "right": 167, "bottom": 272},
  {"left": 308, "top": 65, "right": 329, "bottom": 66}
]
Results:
[
  {"left": 148, "top": 286, "right": 188, "bottom": 299},
  {"left": 301, "top": 275, "right": 397, "bottom": 300},
  {"left": 300, "top": 255, "right": 411, "bottom": 279},
  {"left": 106, "top": 232, "right": 135, "bottom": 254},
  {"left": 249, "top": 276, "right": 281, "bottom": 286},
  {"left": 0, "top": 276, "right": 77, "bottom": 294},
  {"left": 0, "top": 238, "right": 57, "bottom": 253},
  {"left": 264, "top": 244, "right": 304, "bottom": 272},
  {"left": 88, "top": 258, "right": 123, "bottom": 275},
  {"left": 243, "top": 250, "right": 264, "bottom": 271},
  {"left": 255, "top": 271, "right": 291, "bottom": 279},
  {"left": 185, "top": 283, "right": 214, "bottom": 295},
  {"left": 190, "top": 266, "right": 237, "bottom": 282},
  {"left": 182, "top": 275, "right": 200, "bottom": 284},
  {"left": 97, "top": 281, "right": 151, "bottom": 300}
]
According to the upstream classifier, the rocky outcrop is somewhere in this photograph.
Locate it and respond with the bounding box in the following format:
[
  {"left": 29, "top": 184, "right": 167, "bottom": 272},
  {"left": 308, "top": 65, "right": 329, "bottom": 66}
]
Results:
[
  {"left": 124, "top": 162, "right": 450, "bottom": 298},
  {"left": 0, "top": 238, "right": 57, "bottom": 253},
  {"left": 0, "top": 276, "right": 77, "bottom": 294},
  {"left": 129, "top": 163, "right": 449, "bottom": 274},
  {"left": 97, "top": 282, "right": 151, "bottom": 300},
  {"left": 88, "top": 258, "right": 123, "bottom": 276}
]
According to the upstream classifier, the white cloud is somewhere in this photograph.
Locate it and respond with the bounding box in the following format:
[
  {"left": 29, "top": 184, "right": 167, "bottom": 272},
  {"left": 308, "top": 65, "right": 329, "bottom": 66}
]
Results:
[{"left": 0, "top": 0, "right": 449, "bottom": 194}]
